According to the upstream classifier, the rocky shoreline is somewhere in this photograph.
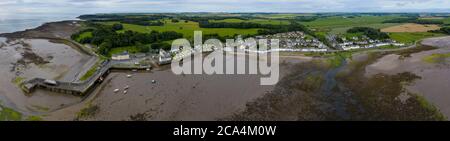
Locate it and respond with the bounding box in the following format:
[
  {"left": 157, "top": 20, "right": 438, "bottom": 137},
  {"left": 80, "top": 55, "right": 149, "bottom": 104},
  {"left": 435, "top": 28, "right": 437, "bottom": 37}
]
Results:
[{"left": 0, "top": 20, "right": 82, "bottom": 40}]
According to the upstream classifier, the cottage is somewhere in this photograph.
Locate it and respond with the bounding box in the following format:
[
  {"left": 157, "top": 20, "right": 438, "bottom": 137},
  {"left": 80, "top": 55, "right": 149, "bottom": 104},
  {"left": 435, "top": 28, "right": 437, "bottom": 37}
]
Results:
[
  {"left": 112, "top": 51, "right": 130, "bottom": 61},
  {"left": 159, "top": 49, "right": 172, "bottom": 65}
]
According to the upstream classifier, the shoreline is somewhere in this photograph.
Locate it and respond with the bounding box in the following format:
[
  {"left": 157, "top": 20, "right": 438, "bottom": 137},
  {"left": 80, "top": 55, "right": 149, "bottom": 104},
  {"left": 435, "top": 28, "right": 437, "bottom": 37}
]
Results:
[{"left": 0, "top": 20, "right": 83, "bottom": 40}]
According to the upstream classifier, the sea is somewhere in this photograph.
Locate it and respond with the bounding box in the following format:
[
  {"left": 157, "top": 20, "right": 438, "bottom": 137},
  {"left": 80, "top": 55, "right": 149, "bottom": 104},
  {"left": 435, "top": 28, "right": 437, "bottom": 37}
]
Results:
[{"left": 0, "top": 13, "right": 78, "bottom": 34}]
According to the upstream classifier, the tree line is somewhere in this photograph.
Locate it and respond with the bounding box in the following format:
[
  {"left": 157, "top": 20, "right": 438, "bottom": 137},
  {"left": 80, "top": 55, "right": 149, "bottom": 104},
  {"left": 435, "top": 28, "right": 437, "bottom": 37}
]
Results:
[
  {"left": 72, "top": 23, "right": 182, "bottom": 55},
  {"left": 347, "top": 27, "right": 390, "bottom": 40}
]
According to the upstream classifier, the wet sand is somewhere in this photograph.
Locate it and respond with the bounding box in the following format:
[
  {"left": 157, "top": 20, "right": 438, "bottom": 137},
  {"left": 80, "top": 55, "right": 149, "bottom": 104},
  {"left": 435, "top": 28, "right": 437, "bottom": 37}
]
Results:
[
  {"left": 366, "top": 38, "right": 450, "bottom": 119},
  {"left": 46, "top": 54, "right": 306, "bottom": 121},
  {"left": 0, "top": 38, "right": 94, "bottom": 115}
]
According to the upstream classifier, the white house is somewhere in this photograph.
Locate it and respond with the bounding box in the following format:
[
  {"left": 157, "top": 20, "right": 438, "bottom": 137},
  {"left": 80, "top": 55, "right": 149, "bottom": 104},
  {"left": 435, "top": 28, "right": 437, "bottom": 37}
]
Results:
[
  {"left": 112, "top": 51, "right": 130, "bottom": 61},
  {"left": 159, "top": 49, "right": 172, "bottom": 65}
]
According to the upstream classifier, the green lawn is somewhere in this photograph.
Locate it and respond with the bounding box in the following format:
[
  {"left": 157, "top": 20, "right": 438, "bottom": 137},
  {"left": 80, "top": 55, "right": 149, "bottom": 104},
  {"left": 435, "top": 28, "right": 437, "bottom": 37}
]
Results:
[
  {"left": 301, "top": 16, "right": 402, "bottom": 34},
  {"left": 388, "top": 32, "right": 445, "bottom": 44},
  {"left": 108, "top": 46, "right": 140, "bottom": 57},
  {"left": 76, "top": 31, "right": 93, "bottom": 42},
  {"left": 104, "top": 20, "right": 261, "bottom": 39}
]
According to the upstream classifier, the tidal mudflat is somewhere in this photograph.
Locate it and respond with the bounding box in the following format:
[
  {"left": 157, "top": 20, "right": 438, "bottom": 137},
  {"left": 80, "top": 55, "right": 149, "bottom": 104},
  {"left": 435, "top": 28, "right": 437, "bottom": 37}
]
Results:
[
  {"left": 367, "top": 37, "right": 450, "bottom": 119},
  {"left": 46, "top": 53, "right": 308, "bottom": 121},
  {"left": 0, "top": 37, "right": 95, "bottom": 117}
]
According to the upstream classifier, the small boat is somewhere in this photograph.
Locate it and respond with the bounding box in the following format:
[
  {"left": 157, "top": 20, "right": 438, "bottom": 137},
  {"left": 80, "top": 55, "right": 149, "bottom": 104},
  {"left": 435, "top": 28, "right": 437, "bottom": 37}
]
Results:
[
  {"left": 114, "top": 89, "right": 120, "bottom": 93},
  {"left": 152, "top": 80, "right": 156, "bottom": 84},
  {"left": 124, "top": 85, "right": 129, "bottom": 90},
  {"left": 123, "top": 90, "right": 128, "bottom": 94},
  {"left": 127, "top": 74, "right": 132, "bottom": 78}
]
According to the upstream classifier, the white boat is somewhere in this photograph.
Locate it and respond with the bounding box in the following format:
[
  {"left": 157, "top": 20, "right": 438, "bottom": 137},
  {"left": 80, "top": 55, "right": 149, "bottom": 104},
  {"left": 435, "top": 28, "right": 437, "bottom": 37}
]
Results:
[
  {"left": 124, "top": 85, "right": 129, "bottom": 90},
  {"left": 114, "top": 89, "right": 120, "bottom": 93},
  {"left": 123, "top": 90, "right": 128, "bottom": 94},
  {"left": 127, "top": 74, "right": 132, "bottom": 78}
]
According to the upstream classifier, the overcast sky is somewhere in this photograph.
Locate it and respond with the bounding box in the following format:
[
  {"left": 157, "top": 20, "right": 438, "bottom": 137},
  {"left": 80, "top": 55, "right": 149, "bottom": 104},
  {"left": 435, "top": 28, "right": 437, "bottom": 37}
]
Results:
[{"left": 1, "top": 0, "right": 450, "bottom": 17}]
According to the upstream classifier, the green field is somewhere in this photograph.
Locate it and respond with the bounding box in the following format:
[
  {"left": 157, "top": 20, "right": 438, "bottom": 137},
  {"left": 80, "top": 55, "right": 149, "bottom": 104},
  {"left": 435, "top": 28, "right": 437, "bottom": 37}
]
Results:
[
  {"left": 108, "top": 46, "right": 140, "bottom": 57},
  {"left": 252, "top": 13, "right": 312, "bottom": 19},
  {"left": 301, "top": 16, "right": 402, "bottom": 34},
  {"left": 389, "top": 32, "right": 445, "bottom": 44},
  {"left": 445, "top": 18, "right": 450, "bottom": 24},
  {"left": 75, "top": 31, "right": 93, "bottom": 42},
  {"left": 104, "top": 20, "right": 261, "bottom": 39},
  {"left": 210, "top": 18, "right": 290, "bottom": 25}
]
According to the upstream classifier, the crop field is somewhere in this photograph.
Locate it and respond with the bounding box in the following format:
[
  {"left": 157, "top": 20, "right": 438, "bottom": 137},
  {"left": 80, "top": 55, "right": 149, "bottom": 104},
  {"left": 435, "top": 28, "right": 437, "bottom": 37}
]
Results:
[
  {"left": 210, "top": 18, "right": 290, "bottom": 25},
  {"left": 388, "top": 32, "right": 445, "bottom": 44},
  {"left": 301, "top": 16, "right": 402, "bottom": 34},
  {"left": 103, "top": 20, "right": 260, "bottom": 38},
  {"left": 75, "top": 31, "right": 92, "bottom": 42},
  {"left": 252, "top": 13, "right": 311, "bottom": 19},
  {"left": 381, "top": 23, "right": 441, "bottom": 33}
]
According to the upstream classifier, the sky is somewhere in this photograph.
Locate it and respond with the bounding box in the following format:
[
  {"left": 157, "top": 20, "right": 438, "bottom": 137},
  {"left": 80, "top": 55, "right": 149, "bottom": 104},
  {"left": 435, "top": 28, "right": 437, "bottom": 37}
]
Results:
[{"left": 1, "top": 0, "right": 450, "bottom": 18}]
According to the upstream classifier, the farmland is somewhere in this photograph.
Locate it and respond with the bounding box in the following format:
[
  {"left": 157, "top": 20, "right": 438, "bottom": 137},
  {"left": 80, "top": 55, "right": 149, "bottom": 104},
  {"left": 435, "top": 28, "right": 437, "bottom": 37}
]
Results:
[
  {"left": 300, "top": 15, "right": 402, "bottom": 34},
  {"left": 381, "top": 23, "right": 441, "bottom": 33},
  {"left": 210, "top": 18, "right": 290, "bottom": 25},
  {"left": 103, "top": 20, "right": 261, "bottom": 39},
  {"left": 388, "top": 32, "right": 445, "bottom": 44}
]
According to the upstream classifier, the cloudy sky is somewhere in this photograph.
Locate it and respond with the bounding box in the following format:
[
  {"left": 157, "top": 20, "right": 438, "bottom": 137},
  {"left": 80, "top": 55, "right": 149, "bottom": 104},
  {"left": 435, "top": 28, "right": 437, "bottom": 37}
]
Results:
[{"left": 1, "top": 0, "right": 450, "bottom": 17}]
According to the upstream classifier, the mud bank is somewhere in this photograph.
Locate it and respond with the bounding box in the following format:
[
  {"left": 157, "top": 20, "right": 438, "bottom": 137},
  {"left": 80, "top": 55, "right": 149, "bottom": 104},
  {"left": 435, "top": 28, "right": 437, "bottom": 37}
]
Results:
[
  {"left": 0, "top": 38, "right": 96, "bottom": 117},
  {"left": 228, "top": 46, "right": 447, "bottom": 121},
  {"left": 367, "top": 38, "right": 450, "bottom": 119},
  {"left": 46, "top": 54, "right": 307, "bottom": 121}
]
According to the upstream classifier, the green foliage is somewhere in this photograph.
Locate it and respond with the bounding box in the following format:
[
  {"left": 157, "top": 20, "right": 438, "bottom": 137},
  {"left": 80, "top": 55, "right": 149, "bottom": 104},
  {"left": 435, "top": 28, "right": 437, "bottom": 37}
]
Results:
[
  {"left": 0, "top": 105, "right": 22, "bottom": 121},
  {"left": 79, "top": 60, "right": 102, "bottom": 81},
  {"left": 423, "top": 53, "right": 450, "bottom": 64},
  {"left": 347, "top": 27, "right": 389, "bottom": 40},
  {"left": 26, "top": 116, "right": 43, "bottom": 121},
  {"left": 112, "top": 23, "right": 124, "bottom": 31}
]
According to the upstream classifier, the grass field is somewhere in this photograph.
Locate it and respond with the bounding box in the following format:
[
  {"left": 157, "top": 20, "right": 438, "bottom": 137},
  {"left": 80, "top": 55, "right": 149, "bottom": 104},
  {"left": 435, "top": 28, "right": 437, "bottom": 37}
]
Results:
[
  {"left": 210, "top": 18, "right": 290, "bottom": 25},
  {"left": 389, "top": 32, "right": 445, "bottom": 44},
  {"left": 252, "top": 13, "right": 309, "bottom": 19},
  {"left": 104, "top": 20, "right": 261, "bottom": 39},
  {"left": 75, "top": 31, "right": 93, "bottom": 42},
  {"left": 301, "top": 16, "right": 402, "bottom": 34},
  {"left": 108, "top": 46, "right": 140, "bottom": 57},
  {"left": 381, "top": 23, "right": 441, "bottom": 33}
]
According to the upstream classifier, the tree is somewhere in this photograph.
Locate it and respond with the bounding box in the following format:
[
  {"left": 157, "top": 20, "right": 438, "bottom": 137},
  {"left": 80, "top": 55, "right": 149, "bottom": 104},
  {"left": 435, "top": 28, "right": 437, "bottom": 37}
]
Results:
[
  {"left": 112, "top": 23, "right": 124, "bottom": 31},
  {"left": 98, "top": 41, "right": 112, "bottom": 55}
]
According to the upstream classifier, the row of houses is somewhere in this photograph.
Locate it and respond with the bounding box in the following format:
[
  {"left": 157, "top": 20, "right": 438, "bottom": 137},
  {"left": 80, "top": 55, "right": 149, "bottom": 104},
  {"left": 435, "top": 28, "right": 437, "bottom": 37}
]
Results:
[
  {"left": 341, "top": 42, "right": 406, "bottom": 51},
  {"left": 255, "top": 31, "right": 328, "bottom": 49}
]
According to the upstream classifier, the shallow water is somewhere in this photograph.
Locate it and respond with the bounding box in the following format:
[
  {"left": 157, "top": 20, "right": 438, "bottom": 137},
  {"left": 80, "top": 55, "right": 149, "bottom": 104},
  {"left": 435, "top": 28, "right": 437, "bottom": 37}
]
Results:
[{"left": 0, "top": 14, "right": 76, "bottom": 34}]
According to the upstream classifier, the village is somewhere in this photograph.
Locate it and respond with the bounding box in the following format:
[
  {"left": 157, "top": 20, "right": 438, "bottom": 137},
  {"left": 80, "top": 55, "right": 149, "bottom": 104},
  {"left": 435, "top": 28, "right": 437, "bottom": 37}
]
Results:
[{"left": 328, "top": 34, "right": 406, "bottom": 51}]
